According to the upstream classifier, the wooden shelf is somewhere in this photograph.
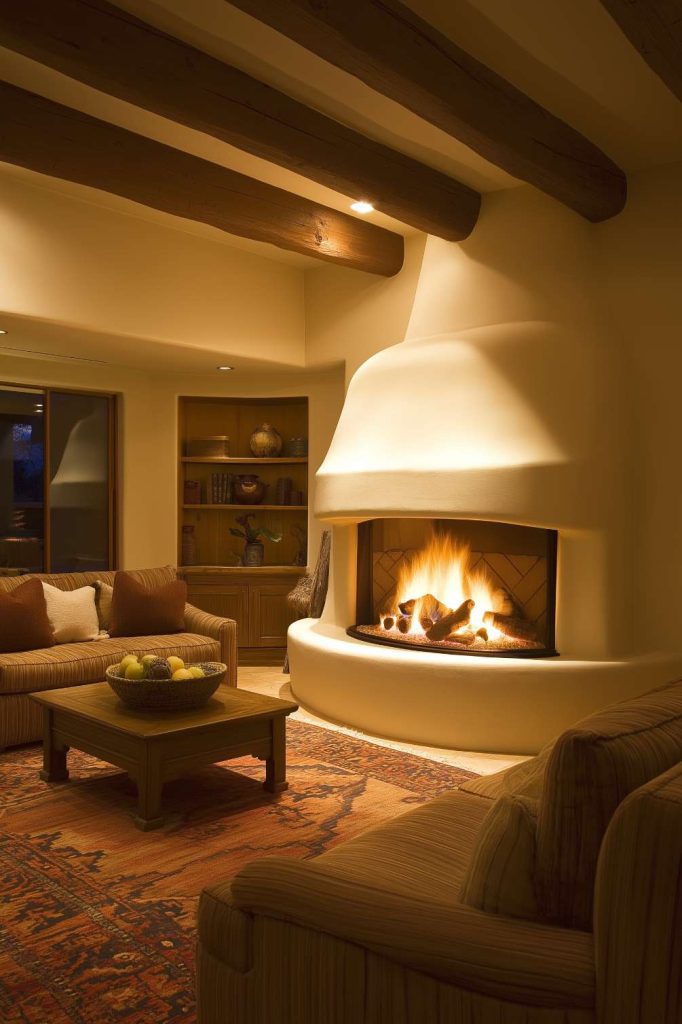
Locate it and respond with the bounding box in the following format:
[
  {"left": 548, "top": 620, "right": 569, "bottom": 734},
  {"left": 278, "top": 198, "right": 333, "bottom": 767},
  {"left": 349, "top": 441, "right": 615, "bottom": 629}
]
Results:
[
  {"left": 183, "top": 504, "right": 307, "bottom": 510},
  {"left": 179, "top": 396, "right": 309, "bottom": 661},
  {"left": 178, "top": 565, "right": 306, "bottom": 575},
  {"left": 181, "top": 456, "right": 308, "bottom": 464}
]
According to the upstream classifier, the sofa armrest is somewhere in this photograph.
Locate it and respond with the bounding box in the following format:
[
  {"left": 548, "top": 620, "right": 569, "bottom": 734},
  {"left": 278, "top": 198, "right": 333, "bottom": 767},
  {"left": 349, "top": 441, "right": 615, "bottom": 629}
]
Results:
[
  {"left": 231, "top": 857, "right": 595, "bottom": 1009},
  {"left": 595, "top": 763, "right": 682, "bottom": 1024},
  {"left": 184, "top": 603, "right": 237, "bottom": 686}
]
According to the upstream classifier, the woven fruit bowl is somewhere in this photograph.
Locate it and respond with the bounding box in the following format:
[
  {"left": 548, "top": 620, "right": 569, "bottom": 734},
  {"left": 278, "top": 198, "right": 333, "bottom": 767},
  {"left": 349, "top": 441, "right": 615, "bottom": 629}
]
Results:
[{"left": 106, "top": 661, "right": 226, "bottom": 711}]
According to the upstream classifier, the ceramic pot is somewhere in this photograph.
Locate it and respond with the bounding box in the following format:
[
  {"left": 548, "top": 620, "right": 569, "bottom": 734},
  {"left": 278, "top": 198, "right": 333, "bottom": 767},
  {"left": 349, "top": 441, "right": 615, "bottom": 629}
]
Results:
[
  {"left": 243, "top": 541, "right": 264, "bottom": 567},
  {"left": 250, "top": 423, "right": 282, "bottom": 457},
  {"left": 233, "top": 474, "right": 267, "bottom": 504}
]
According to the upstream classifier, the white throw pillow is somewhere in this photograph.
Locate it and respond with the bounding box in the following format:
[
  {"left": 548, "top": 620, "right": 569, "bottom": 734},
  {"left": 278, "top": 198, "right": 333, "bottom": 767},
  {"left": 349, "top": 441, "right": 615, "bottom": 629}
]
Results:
[{"left": 42, "top": 583, "right": 100, "bottom": 644}]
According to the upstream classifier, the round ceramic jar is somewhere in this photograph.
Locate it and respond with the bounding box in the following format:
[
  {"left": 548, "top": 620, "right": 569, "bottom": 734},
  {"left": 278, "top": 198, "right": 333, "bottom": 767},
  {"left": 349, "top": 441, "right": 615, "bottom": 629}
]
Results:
[{"left": 250, "top": 423, "right": 282, "bottom": 457}]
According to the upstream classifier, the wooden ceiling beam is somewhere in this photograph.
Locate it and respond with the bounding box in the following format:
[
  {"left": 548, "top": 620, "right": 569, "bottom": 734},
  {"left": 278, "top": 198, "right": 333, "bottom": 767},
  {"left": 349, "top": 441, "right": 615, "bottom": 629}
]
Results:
[
  {"left": 0, "top": 0, "right": 480, "bottom": 241},
  {"left": 599, "top": 0, "right": 682, "bottom": 102},
  {"left": 228, "top": 0, "right": 628, "bottom": 223},
  {"left": 0, "top": 82, "right": 404, "bottom": 276}
]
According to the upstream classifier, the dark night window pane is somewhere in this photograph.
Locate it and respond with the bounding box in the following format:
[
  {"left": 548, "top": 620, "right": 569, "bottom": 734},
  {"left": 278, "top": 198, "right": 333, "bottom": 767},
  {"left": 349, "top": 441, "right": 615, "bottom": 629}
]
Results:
[{"left": 0, "top": 388, "right": 45, "bottom": 574}]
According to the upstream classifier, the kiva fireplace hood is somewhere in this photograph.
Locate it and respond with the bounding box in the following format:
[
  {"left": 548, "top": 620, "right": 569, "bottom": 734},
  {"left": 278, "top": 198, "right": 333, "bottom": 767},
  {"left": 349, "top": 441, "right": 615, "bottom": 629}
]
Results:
[
  {"left": 315, "top": 322, "right": 620, "bottom": 530},
  {"left": 288, "top": 322, "right": 682, "bottom": 753}
]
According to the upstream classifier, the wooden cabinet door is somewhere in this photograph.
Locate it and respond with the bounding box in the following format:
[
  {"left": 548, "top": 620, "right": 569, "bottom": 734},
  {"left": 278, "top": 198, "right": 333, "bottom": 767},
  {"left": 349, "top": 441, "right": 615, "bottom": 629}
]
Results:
[
  {"left": 249, "top": 583, "right": 297, "bottom": 647},
  {"left": 186, "top": 583, "right": 249, "bottom": 646}
]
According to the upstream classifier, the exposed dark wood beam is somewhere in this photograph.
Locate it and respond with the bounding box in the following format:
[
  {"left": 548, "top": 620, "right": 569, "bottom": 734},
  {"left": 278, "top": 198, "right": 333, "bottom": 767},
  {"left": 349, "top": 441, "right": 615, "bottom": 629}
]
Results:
[
  {"left": 0, "top": 0, "right": 480, "bottom": 241},
  {"left": 228, "top": 0, "right": 628, "bottom": 223},
  {"left": 599, "top": 0, "right": 682, "bottom": 102},
  {"left": 0, "top": 82, "right": 404, "bottom": 276}
]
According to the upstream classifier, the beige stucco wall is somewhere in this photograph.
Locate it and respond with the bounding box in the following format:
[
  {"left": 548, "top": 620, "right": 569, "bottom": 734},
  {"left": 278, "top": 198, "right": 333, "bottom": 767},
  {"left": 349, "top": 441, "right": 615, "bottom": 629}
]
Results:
[
  {"left": 0, "top": 166, "right": 306, "bottom": 367},
  {"left": 3, "top": 158, "right": 682, "bottom": 662},
  {"left": 596, "top": 163, "right": 682, "bottom": 653}
]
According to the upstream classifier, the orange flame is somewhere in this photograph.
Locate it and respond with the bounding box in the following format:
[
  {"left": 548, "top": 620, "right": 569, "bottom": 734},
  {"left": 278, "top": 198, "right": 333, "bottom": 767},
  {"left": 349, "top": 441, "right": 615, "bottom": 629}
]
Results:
[{"left": 386, "top": 532, "right": 507, "bottom": 638}]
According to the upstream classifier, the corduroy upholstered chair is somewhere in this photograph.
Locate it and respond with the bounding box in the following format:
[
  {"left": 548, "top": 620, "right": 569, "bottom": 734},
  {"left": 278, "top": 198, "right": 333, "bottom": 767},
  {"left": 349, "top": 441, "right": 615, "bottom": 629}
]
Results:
[{"left": 197, "top": 680, "right": 682, "bottom": 1023}]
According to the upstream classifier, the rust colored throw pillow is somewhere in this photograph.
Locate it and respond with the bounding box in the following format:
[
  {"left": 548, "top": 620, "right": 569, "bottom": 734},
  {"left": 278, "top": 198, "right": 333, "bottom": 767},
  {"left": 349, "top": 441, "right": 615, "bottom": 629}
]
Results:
[
  {"left": 0, "top": 578, "right": 55, "bottom": 653},
  {"left": 108, "top": 572, "right": 187, "bottom": 637}
]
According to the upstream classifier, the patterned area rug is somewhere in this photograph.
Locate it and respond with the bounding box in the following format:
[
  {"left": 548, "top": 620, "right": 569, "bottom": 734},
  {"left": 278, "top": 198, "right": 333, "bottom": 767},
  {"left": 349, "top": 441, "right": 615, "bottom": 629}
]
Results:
[{"left": 0, "top": 719, "right": 477, "bottom": 1023}]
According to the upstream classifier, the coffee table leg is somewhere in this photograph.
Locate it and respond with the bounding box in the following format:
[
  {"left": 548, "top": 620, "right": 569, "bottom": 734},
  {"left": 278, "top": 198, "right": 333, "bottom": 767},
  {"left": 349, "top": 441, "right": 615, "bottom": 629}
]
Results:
[
  {"left": 265, "top": 717, "right": 288, "bottom": 793},
  {"left": 39, "top": 709, "right": 69, "bottom": 782},
  {"left": 133, "top": 747, "right": 165, "bottom": 831}
]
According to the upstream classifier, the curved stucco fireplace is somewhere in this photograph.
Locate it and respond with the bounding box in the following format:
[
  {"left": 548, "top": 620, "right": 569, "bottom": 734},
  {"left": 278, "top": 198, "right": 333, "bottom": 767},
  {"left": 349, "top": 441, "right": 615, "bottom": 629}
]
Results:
[{"left": 289, "top": 323, "right": 682, "bottom": 753}]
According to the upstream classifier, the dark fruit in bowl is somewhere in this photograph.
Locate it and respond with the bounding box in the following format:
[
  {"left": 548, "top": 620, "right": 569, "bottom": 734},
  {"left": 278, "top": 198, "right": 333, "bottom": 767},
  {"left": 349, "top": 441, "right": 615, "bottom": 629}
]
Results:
[{"left": 146, "top": 657, "right": 172, "bottom": 680}]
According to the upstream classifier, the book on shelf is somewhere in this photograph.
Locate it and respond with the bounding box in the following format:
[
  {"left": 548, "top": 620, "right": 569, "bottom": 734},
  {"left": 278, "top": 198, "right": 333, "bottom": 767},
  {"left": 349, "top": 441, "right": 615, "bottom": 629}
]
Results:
[
  {"left": 210, "top": 472, "right": 234, "bottom": 504},
  {"left": 184, "top": 479, "right": 202, "bottom": 504}
]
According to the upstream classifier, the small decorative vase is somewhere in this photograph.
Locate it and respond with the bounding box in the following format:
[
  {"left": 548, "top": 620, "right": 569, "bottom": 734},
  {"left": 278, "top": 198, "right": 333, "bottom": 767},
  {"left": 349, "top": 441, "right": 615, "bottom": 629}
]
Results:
[
  {"left": 243, "top": 541, "right": 264, "bottom": 567},
  {"left": 233, "top": 474, "right": 267, "bottom": 504},
  {"left": 250, "top": 423, "right": 282, "bottom": 458},
  {"left": 284, "top": 436, "right": 308, "bottom": 457}
]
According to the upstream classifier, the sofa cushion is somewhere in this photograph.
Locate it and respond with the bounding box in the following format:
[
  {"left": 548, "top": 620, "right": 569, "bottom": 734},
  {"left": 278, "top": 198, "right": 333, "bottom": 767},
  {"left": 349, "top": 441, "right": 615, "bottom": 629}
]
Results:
[
  {"left": 536, "top": 678, "right": 682, "bottom": 930},
  {"left": 0, "top": 633, "right": 220, "bottom": 695},
  {"left": 109, "top": 572, "right": 187, "bottom": 637},
  {"left": 0, "top": 579, "right": 55, "bottom": 654},
  {"left": 459, "top": 794, "right": 539, "bottom": 921},
  {"left": 315, "top": 789, "right": 492, "bottom": 901},
  {"left": 42, "top": 582, "right": 100, "bottom": 643}
]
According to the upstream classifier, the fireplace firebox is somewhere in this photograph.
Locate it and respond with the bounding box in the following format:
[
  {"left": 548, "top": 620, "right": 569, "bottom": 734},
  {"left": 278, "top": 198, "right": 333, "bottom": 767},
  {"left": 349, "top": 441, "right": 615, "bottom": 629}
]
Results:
[{"left": 349, "top": 519, "right": 558, "bottom": 658}]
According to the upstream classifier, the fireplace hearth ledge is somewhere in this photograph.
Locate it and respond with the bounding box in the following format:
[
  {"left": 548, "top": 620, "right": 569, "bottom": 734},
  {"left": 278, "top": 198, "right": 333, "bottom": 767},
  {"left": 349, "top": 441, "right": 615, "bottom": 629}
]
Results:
[{"left": 288, "top": 619, "right": 682, "bottom": 755}]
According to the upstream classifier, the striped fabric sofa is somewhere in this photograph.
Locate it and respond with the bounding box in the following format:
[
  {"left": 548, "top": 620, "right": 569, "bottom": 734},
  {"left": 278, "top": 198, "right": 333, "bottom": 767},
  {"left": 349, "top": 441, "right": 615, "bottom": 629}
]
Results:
[
  {"left": 0, "top": 566, "right": 237, "bottom": 750},
  {"left": 197, "top": 680, "right": 682, "bottom": 1024}
]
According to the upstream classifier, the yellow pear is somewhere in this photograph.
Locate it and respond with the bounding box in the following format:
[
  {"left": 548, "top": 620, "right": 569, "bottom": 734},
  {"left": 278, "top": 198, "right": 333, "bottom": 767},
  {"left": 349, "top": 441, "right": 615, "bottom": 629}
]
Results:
[{"left": 172, "top": 668, "right": 193, "bottom": 681}]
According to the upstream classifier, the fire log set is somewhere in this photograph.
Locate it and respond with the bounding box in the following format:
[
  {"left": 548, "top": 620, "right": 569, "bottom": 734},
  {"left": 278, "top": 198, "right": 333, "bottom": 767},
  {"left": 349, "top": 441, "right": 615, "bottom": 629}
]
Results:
[{"left": 378, "top": 592, "right": 541, "bottom": 650}]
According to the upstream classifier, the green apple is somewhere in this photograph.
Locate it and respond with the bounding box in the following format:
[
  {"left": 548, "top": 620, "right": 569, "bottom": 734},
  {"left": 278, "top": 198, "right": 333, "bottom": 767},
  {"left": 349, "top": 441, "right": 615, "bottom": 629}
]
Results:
[
  {"left": 188, "top": 666, "right": 205, "bottom": 678},
  {"left": 140, "top": 654, "right": 158, "bottom": 666},
  {"left": 125, "top": 661, "right": 145, "bottom": 680},
  {"left": 167, "top": 656, "right": 185, "bottom": 674},
  {"left": 172, "top": 668, "right": 193, "bottom": 681},
  {"left": 120, "top": 654, "right": 139, "bottom": 671}
]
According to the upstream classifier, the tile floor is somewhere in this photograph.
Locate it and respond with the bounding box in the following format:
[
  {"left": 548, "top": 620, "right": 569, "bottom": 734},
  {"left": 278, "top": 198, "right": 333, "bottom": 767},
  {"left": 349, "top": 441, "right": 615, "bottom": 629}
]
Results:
[{"left": 239, "top": 665, "right": 529, "bottom": 776}]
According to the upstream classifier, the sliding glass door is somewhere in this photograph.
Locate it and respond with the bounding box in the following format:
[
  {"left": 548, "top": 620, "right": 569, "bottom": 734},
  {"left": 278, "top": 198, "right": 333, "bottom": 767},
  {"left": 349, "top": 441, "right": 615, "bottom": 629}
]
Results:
[
  {"left": 0, "top": 384, "right": 117, "bottom": 575},
  {"left": 0, "top": 386, "right": 45, "bottom": 573}
]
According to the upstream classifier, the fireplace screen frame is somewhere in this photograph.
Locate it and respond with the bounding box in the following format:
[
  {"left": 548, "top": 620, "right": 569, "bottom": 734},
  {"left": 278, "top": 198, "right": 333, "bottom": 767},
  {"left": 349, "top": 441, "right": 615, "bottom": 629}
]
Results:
[{"left": 348, "top": 518, "right": 559, "bottom": 658}]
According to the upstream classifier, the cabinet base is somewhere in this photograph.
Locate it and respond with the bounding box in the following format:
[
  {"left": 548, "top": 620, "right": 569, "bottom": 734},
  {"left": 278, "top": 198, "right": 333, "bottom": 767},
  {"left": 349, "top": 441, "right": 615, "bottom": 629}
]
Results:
[{"left": 239, "top": 647, "right": 287, "bottom": 667}]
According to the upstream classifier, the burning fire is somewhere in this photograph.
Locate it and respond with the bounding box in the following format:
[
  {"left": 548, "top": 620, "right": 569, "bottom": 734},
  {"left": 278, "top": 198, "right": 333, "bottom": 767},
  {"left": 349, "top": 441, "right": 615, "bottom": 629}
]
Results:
[{"left": 381, "top": 532, "right": 509, "bottom": 641}]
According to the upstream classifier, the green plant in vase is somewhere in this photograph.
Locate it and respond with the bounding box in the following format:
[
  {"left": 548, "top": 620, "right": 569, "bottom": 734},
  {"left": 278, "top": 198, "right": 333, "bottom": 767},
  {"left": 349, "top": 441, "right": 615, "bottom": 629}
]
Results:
[{"left": 230, "top": 513, "right": 282, "bottom": 567}]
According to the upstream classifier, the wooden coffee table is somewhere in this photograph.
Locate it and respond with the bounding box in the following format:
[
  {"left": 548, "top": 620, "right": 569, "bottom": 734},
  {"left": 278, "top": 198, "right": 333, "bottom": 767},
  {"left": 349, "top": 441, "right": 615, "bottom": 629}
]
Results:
[{"left": 31, "top": 682, "right": 298, "bottom": 830}]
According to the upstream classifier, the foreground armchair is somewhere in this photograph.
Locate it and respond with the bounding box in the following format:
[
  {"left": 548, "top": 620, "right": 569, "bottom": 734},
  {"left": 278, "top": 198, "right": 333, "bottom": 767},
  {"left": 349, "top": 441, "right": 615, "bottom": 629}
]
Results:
[{"left": 197, "top": 680, "right": 682, "bottom": 1023}]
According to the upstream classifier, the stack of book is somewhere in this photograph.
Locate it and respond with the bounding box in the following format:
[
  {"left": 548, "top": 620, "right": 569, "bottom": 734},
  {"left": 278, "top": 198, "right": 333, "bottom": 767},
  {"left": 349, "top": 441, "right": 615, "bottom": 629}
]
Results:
[{"left": 210, "top": 472, "right": 233, "bottom": 504}]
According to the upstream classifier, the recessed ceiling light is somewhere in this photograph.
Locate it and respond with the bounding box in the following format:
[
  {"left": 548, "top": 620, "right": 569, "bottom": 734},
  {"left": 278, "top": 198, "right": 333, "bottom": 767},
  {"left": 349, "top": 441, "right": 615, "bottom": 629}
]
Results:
[
  {"left": 0, "top": 329, "right": 7, "bottom": 335},
  {"left": 350, "top": 201, "right": 374, "bottom": 214},
  {"left": 216, "top": 365, "right": 233, "bottom": 371}
]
